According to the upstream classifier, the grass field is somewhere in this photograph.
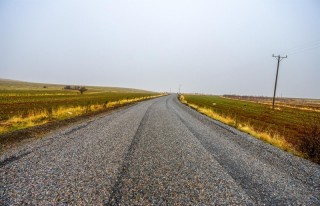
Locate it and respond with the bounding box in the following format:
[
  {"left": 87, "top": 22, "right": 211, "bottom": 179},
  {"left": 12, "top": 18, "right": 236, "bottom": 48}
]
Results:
[
  {"left": 180, "top": 94, "right": 320, "bottom": 163},
  {"left": 0, "top": 79, "right": 161, "bottom": 135}
]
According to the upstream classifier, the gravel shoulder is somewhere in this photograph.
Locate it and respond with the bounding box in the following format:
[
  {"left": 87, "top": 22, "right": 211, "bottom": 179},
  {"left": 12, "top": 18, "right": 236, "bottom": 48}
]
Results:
[{"left": 1, "top": 94, "right": 320, "bottom": 205}]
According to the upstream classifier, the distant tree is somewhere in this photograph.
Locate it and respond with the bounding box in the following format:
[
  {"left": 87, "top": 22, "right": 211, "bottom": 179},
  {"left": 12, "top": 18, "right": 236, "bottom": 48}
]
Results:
[
  {"left": 64, "top": 85, "right": 71, "bottom": 90},
  {"left": 78, "top": 86, "right": 87, "bottom": 94}
]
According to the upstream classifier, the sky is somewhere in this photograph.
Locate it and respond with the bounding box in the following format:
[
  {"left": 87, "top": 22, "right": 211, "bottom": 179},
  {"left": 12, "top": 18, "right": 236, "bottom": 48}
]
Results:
[{"left": 1, "top": 0, "right": 320, "bottom": 98}]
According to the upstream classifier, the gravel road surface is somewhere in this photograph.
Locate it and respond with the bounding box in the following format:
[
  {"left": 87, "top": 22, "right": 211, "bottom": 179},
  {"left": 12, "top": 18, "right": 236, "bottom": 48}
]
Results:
[{"left": 1, "top": 94, "right": 320, "bottom": 205}]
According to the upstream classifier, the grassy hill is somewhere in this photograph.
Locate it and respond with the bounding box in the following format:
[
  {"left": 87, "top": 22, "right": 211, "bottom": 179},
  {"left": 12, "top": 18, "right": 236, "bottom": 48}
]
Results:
[{"left": 0, "top": 78, "right": 152, "bottom": 93}]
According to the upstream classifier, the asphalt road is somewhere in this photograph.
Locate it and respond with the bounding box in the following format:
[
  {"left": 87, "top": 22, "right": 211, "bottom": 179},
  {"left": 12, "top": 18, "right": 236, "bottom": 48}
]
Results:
[{"left": 1, "top": 94, "right": 320, "bottom": 205}]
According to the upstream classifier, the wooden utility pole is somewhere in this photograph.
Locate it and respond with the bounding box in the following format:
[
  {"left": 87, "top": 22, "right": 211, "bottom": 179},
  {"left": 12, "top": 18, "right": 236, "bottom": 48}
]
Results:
[{"left": 272, "top": 54, "right": 287, "bottom": 110}]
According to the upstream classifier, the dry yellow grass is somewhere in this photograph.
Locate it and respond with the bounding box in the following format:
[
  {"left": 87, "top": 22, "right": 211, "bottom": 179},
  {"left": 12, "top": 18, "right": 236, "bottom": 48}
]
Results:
[
  {"left": 1, "top": 111, "right": 50, "bottom": 134},
  {"left": 180, "top": 95, "right": 302, "bottom": 157},
  {"left": 0, "top": 126, "right": 9, "bottom": 134}
]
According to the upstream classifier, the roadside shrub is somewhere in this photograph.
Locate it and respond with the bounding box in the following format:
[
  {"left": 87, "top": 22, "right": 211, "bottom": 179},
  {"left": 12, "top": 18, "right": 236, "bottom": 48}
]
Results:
[
  {"left": 47, "top": 107, "right": 53, "bottom": 120},
  {"left": 233, "top": 114, "right": 240, "bottom": 128},
  {"left": 300, "top": 118, "right": 320, "bottom": 162},
  {"left": 85, "top": 102, "right": 91, "bottom": 113},
  {"left": 103, "top": 101, "right": 109, "bottom": 109}
]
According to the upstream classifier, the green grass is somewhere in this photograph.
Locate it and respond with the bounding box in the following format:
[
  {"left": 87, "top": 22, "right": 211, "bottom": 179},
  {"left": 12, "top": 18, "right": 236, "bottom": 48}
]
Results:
[{"left": 181, "top": 94, "right": 320, "bottom": 163}]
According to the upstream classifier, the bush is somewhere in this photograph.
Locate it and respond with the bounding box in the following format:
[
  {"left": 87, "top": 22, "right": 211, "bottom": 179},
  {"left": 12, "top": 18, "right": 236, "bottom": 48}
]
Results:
[
  {"left": 85, "top": 101, "right": 91, "bottom": 113},
  {"left": 103, "top": 101, "right": 109, "bottom": 109},
  {"left": 78, "top": 87, "right": 87, "bottom": 94},
  {"left": 47, "top": 107, "right": 53, "bottom": 120},
  {"left": 300, "top": 118, "right": 320, "bottom": 162}
]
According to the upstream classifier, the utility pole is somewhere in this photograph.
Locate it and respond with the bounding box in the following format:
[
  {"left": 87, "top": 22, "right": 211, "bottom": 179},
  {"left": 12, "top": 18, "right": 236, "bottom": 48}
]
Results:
[{"left": 272, "top": 54, "right": 287, "bottom": 110}]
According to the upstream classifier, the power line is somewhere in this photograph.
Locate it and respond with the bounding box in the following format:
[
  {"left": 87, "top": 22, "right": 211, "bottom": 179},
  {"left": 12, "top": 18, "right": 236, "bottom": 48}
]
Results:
[
  {"left": 278, "top": 38, "right": 320, "bottom": 56},
  {"left": 287, "top": 43, "right": 320, "bottom": 55},
  {"left": 282, "top": 38, "right": 320, "bottom": 52}
]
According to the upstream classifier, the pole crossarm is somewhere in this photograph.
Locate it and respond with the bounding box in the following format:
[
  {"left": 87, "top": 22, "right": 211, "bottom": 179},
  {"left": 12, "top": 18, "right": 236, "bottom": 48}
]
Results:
[{"left": 272, "top": 54, "right": 288, "bottom": 61}]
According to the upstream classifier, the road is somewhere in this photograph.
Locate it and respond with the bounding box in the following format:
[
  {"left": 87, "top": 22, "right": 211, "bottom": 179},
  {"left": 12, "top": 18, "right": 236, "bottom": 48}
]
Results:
[{"left": 1, "top": 94, "right": 320, "bottom": 205}]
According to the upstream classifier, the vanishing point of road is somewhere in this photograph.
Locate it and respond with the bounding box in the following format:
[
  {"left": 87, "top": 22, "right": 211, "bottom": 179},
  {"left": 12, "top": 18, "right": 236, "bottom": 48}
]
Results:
[{"left": 1, "top": 95, "right": 320, "bottom": 205}]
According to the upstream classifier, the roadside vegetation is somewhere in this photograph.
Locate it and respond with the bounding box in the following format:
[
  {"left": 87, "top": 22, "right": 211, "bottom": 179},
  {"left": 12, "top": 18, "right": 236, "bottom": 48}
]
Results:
[
  {"left": 179, "top": 94, "right": 320, "bottom": 163},
  {"left": 0, "top": 79, "right": 162, "bottom": 135}
]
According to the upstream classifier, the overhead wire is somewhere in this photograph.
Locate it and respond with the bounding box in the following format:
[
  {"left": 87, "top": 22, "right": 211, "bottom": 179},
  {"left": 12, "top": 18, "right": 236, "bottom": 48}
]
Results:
[
  {"left": 277, "top": 38, "right": 320, "bottom": 56},
  {"left": 287, "top": 43, "right": 320, "bottom": 55}
]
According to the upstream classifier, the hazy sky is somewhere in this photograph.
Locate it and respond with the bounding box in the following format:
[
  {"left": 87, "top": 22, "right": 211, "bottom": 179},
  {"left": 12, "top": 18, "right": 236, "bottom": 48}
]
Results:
[{"left": 1, "top": 0, "right": 320, "bottom": 98}]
